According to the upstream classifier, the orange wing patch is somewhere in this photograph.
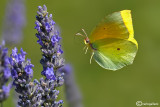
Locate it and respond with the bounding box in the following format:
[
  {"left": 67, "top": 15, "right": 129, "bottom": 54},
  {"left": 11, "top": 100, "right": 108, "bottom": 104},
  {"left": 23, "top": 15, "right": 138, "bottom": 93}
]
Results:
[{"left": 89, "top": 11, "right": 130, "bottom": 43}]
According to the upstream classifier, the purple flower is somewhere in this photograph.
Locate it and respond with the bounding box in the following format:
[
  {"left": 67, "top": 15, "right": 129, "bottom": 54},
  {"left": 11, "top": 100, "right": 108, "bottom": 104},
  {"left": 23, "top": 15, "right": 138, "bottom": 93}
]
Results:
[
  {"left": 45, "top": 67, "right": 56, "bottom": 80},
  {"left": 24, "top": 59, "right": 34, "bottom": 76},
  {"left": 20, "top": 48, "right": 26, "bottom": 59},
  {"left": 35, "top": 21, "right": 41, "bottom": 32},
  {"left": 51, "top": 35, "right": 58, "bottom": 44},
  {"left": 11, "top": 69, "right": 18, "bottom": 78},
  {"left": 11, "top": 47, "right": 18, "bottom": 57},
  {"left": 45, "top": 22, "right": 51, "bottom": 32},
  {"left": 36, "top": 34, "right": 43, "bottom": 46}
]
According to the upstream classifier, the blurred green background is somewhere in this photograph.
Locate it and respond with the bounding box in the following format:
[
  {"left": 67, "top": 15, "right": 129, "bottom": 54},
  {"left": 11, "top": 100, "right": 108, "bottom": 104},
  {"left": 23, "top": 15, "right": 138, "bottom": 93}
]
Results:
[{"left": 0, "top": 0, "right": 160, "bottom": 107}]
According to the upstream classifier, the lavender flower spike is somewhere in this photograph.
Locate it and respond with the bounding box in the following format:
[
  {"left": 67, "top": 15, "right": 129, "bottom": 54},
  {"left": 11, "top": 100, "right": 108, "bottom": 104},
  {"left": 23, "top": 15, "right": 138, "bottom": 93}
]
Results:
[
  {"left": 35, "top": 5, "right": 65, "bottom": 106},
  {"left": 0, "top": 41, "right": 12, "bottom": 102},
  {"left": 2, "top": 0, "right": 26, "bottom": 44},
  {"left": 60, "top": 65, "right": 83, "bottom": 107},
  {"left": 9, "top": 48, "right": 42, "bottom": 107}
]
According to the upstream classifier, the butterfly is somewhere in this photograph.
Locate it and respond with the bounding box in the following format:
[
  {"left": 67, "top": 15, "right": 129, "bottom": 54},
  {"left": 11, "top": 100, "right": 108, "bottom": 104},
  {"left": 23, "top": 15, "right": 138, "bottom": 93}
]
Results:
[{"left": 76, "top": 10, "right": 138, "bottom": 71}]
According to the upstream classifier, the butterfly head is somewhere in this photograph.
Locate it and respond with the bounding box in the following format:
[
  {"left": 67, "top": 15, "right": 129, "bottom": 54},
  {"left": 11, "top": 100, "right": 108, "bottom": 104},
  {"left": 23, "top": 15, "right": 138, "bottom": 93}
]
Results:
[
  {"left": 76, "top": 29, "right": 90, "bottom": 45},
  {"left": 84, "top": 37, "right": 90, "bottom": 45}
]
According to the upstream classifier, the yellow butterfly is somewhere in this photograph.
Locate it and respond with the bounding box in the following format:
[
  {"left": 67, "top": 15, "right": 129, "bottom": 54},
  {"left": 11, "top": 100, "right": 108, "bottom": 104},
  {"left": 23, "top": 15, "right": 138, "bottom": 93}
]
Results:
[{"left": 76, "top": 10, "right": 138, "bottom": 71}]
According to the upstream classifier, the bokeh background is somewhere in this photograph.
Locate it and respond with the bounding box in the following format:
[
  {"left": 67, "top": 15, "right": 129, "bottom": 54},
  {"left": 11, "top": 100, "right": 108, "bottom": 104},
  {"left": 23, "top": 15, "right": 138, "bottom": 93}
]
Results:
[{"left": 0, "top": 0, "right": 160, "bottom": 107}]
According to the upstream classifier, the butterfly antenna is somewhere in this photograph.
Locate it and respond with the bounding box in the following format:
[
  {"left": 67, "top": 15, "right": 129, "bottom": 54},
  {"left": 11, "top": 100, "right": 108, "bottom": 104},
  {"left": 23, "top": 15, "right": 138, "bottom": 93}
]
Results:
[
  {"left": 75, "top": 32, "right": 86, "bottom": 38},
  {"left": 90, "top": 52, "right": 94, "bottom": 64},
  {"left": 82, "top": 29, "right": 88, "bottom": 38}
]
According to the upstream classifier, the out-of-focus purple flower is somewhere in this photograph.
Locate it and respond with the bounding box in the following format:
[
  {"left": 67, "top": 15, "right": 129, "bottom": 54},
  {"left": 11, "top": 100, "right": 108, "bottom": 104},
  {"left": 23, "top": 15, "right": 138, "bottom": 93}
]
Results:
[
  {"left": 4, "top": 67, "right": 11, "bottom": 79},
  {"left": 0, "top": 41, "right": 12, "bottom": 102},
  {"left": 59, "top": 64, "right": 83, "bottom": 107},
  {"left": 1, "top": 0, "right": 26, "bottom": 44},
  {"left": 2, "top": 84, "right": 12, "bottom": 96},
  {"left": 35, "top": 5, "right": 65, "bottom": 106}
]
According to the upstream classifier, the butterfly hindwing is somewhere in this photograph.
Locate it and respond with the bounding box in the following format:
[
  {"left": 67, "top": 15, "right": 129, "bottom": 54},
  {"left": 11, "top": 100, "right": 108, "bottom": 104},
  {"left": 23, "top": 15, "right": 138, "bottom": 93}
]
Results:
[{"left": 92, "top": 38, "right": 138, "bottom": 70}]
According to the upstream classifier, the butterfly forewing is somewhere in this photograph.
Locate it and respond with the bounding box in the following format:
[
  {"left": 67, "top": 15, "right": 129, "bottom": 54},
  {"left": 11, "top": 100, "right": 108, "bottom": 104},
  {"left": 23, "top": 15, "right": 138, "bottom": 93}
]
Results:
[{"left": 89, "top": 10, "right": 134, "bottom": 43}]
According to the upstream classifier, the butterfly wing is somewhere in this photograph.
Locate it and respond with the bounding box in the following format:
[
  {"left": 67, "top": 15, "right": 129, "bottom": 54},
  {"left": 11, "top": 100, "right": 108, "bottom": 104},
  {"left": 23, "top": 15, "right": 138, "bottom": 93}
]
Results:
[
  {"left": 89, "top": 10, "right": 136, "bottom": 45},
  {"left": 92, "top": 38, "right": 138, "bottom": 70}
]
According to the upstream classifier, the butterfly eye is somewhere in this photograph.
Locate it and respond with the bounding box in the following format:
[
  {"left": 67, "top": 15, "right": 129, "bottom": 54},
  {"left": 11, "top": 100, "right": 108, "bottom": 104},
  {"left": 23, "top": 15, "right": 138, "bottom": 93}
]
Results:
[{"left": 86, "top": 39, "right": 90, "bottom": 43}]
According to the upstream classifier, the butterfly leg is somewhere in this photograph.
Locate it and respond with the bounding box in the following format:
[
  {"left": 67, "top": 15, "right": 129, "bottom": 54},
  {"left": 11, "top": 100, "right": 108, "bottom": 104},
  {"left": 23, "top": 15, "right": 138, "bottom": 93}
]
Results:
[
  {"left": 83, "top": 46, "right": 87, "bottom": 50},
  {"left": 90, "top": 52, "right": 94, "bottom": 64},
  {"left": 85, "top": 47, "right": 88, "bottom": 54}
]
